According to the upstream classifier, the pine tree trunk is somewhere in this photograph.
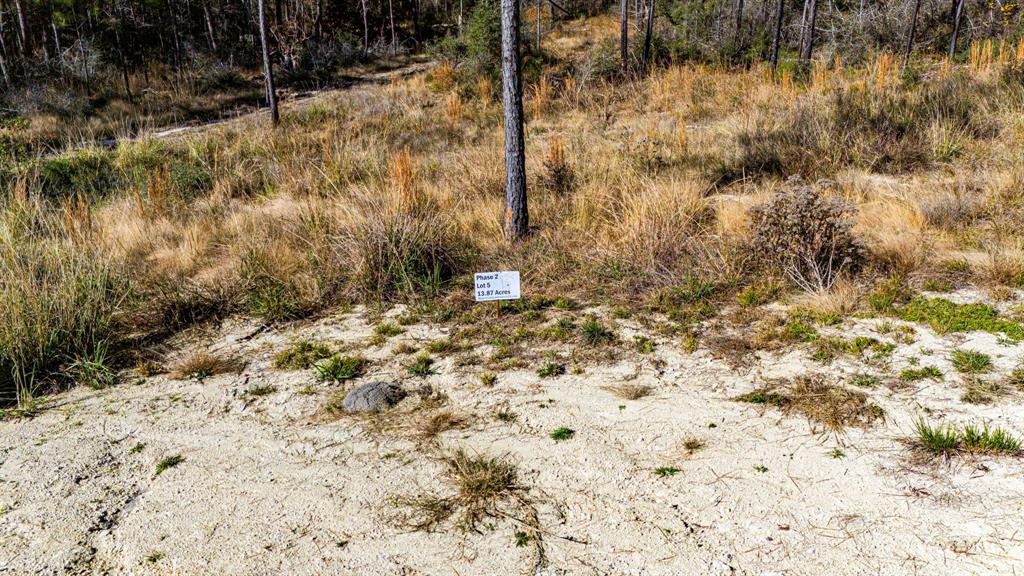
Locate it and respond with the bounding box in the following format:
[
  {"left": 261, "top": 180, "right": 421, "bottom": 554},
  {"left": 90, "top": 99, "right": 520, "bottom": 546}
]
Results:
[
  {"left": 257, "top": 0, "right": 279, "bottom": 125},
  {"left": 641, "top": 0, "right": 655, "bottom": 72},
  {"left": 536, "top": 0, "right": 541, "bottom": 51},
  {"left": 800, "top": 0, "right": 817, "bottom": 60},
  {"left": 904, "top": 0, "right": 921, "bottom": 64},
  {"left": 203, "top": 3, "right": 218, "bottom": 52},
  {"left": 361, "top": 0, "right": 369, "bottom": 56},
  {"left": 949, "top": 0, "right": 964, "bottom": 59},
  {"left": 501, "top": 0, "right": 529, "bottom": 241},
  {"left": 734, "top": 0, "right": 744, "bottom": 36},
  {"left": 770, "top": 0, "right": 784, "bottom": 70},
  {"left": 620, "top": 0, "right": 628, "bottom": 73}
]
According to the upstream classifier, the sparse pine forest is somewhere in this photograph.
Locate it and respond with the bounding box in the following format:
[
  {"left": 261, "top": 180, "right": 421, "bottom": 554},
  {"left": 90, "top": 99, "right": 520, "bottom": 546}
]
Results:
[{"left": 3, "top": 0, "right": 1024, "bottom": 573}]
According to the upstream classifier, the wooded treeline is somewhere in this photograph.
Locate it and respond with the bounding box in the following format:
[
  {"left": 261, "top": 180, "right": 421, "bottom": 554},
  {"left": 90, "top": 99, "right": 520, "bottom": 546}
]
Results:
[{"left": 0, "top": 0, "right": 1021, "bottom": 93}]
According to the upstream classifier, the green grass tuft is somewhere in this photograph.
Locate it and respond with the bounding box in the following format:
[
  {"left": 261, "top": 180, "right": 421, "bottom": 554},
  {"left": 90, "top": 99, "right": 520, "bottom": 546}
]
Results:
[
  {"left": 315, "top": 355, "right": 367, "bottom": 383},
  {"left": 950, "top": 349, "right": 992, "bottom": 374},
  {"left": 549, "top": 427, "right": 575, "bottom": 441},
  {"left": 273, "top": 340, "right": 333, "bottom": 370},
  {"left": 155, "top": 454, "right": 185, "bottom": 476}
]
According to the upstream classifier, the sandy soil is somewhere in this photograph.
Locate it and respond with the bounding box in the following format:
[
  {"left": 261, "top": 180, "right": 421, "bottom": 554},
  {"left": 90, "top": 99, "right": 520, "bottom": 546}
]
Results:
[{"left": 3, "top": 293, "right": 1024, "bottom": 575}]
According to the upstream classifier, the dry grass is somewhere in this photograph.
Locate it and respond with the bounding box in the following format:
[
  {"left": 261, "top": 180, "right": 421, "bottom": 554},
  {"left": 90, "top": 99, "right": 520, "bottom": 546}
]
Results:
[
  {"left": 398, "top": 449, "right": 525, "bottom": 531},
  {"left": 605, "top": 383, "right": 653, "bottom": 400},
  {"left": 736, "top": 376, "right": 884, "bottom": 431},
  {"left": 169, "top": 350, "right": 241, "bottom": 380},
  {"left": 417, "top": 410, "right": 468, "bottom": 439}
]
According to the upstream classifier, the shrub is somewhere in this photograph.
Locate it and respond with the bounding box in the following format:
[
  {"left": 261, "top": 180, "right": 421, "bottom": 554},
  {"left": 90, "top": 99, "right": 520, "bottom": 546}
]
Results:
[
  {"left": 273, "top": 340, "right": 333, "bottom": 370},
  {"left": 37, "top": 147, "right": 121, "bottom": 199},
  {"left": 749, "top": 187, "right": 865, "bottom": 291}
]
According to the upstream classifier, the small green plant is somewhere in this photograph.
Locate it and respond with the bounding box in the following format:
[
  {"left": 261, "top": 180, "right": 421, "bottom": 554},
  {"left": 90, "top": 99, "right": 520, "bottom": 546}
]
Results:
[
  {"left": 579, "top": 317, "right": 615, "bottom": 345},
  {"left": 408, "top": 353, "right": 436, "bottom": 377},
  {"left": 829, "top": 448, "right": 845, "bottom": 459},
  {"left": 244, "top": 384, "right": 277, "bottom": 397},
  {"left": 549, "top": 427, "right": 575, "bottom": 441},
  {"left": 782, "top": 319, "right": 819, "bottom": 343},
  {"left": 129, "top": 442, "right": 146, "bottom": 454},
  {"left": 315, "top": 355, "right": 367, "bottom": 383},
  {"left": 655, "top": 466, "right": 680, "bottom": 477},
  {"left": 155, "top": 454, "right": 185, "bottom": 476},
  {"left": 514, "top": 531, "right": 530, "bottom": 547},
  {"left": 537, "top": 362, "right": 565, "bottom": 378},
  {"left": 754, "top": 464, "right": 768, "bottom": 473},
  {"left": 734, "top": 388, "right": 790, "bottom": 408},
  {"left": 961, "top": 423, "right": 1022, "bottom": 453},
  {"left": 375, "top": 322, "right": 404, "bottom": 338},
  {"left": 913, "top": 418, "right": 962, "bottom": 457},
  {"left": 899, "top": 366, "right": 943, "bottom": 382},
  {"left": 495, "top": 409, "right": 517, "bottom": 422},
  {"left": 480, "top": 372, "right": 497, "bottom": 386},
  {"left": 145, "top": 551, "right": 165, "bottom": 563},
  {"left": 849, "top": 373, "right": 880, "bottom": 387},
  {"left": 633, "top": 335, "right": 656, "bottom": 353},
  {"left": 273, "top": 340, "right": 332, "bottom": 370},
  {"left": 950, "top": 349, "right": 992, "bottom": 374},
  {"left": 69, "top": 348, "right": 118, "bottom": 389}
]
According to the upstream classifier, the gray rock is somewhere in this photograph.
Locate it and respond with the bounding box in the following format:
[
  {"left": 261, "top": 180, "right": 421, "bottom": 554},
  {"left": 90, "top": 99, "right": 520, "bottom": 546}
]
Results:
[{"left": 341, "top": 382, "right": 406, "bottom": 413}]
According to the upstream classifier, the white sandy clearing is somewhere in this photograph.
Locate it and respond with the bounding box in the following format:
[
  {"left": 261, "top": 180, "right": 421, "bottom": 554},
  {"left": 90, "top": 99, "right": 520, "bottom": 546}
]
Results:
[{"left": 2, "top": 297, "right": 1024, "bottom": 575}]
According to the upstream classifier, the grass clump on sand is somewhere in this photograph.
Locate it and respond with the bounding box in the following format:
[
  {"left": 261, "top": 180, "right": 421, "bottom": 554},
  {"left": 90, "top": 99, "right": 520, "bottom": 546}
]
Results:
[
  {"left": 315, "top": 355, "right": 367, "bottom": 383},
  {"left": 913, "top": 418, "right": 1021, "bottom": 458},
  {"left": 155, "top": 454, "right": 185, "bottom": 476},
  {"left": 397, "top": 449, "right": 525, "bottom": 531},
  {"left": 899, "top": 366, "right": 943, "bottom": 382},
  {"left": 170, "top": 351, "right": 240, "bottom": 381},
  {"left": 735, "top": 376, "right": 884, "bottom": 431},
  {"left": 950, "top": 349, "right": 992, "bottom": 374},
  {"left": 899, "top": 298, "right": 1024, "bottom": 341},
  {"left": 273, "top": 340, "right": 333, "bottom": 370}
]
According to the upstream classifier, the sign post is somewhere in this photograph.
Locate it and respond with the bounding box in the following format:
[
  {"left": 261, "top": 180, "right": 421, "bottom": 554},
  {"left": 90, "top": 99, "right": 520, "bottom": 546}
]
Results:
[{"left": 474, "top": 271, "right": 521, "bottom": 302}]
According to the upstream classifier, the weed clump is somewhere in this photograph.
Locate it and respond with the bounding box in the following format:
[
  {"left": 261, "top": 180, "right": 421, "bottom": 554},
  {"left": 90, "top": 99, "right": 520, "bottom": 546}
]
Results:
[
  {"left": 398, "top": 449, "right": 524, "bottom": 531},
  {"left": 735, "top": 376, "right": 883, "bottom": 431},
  {"left": 273, "top": 340, "right": 333, "bottom": 370},
  {"left": 913, "top": 418, "right": 1021, "bottom": 458},
  {"left": 749, "top": 188, "right": 865, "bottom": 291},
  {"left": 950, "top": 349, "right": 992, "bottom": 374},
  {"left": 315, "top": 355, "right": 367, "bottom": 383},
  {"left": 171, "top": 351, "right": 239, "bottom": 381}
]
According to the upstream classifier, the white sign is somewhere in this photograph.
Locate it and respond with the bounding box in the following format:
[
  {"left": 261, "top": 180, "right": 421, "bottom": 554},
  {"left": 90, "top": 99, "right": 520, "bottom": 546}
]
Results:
[{"left": 474, "top": 271, "right": 521, "bottom": 302}]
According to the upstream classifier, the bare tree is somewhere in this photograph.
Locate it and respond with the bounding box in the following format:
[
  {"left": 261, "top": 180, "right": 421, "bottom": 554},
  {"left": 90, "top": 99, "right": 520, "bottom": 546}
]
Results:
[
  {"left": 360, "top": 0, "right": 369, "bottom": 57},
  {"left": 735, "top": 0, "right": 744, "bottom": 36},
  {"left": 620, "top": 0, "right": 628, "bottom": 72},
  {"left": 770, "top": 0, "right": 784, "bottom": 70},
  {"left": 257, "top": 0, "right": 279, "bottom": 125},
  {"left": 501, "top": 0, "right": 528, "bottom": 241}
]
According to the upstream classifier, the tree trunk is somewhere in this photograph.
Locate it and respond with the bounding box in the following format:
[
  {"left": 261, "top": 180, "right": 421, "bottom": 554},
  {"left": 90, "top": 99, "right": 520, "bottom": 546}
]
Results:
[
  {"left": 257, "top": 0, "right": 279, "bottom": 125},
  {"left": 361, "top": 0, "right": 369, "bottom": 56},
  {"left": 388, "top": 0, "right": 396, "bottom": 54},
  {"left": 620, "top": 0, "right": 628, "bottom": 73},
  {"left": 800, "top": 0, "right": 817, "bottom": 60},
  {"left": 203, "top": 3, "right": 218, "bottom": 52},
  {"left": 536, "top": 0, "right": 542, "bottom": 51},
  {"left": 734, "top": 0, "right": 744, "bottom": 36},
  {"left": 501, "top": 0, "right": 529, "bottom": 241},
  {"left": 641, "top": 0, "right": 655, "bottom": 72},
  {"left": 13, "top": 0, "right": 26, "bottom": 49},
  {"left": 770, "top": 0, "right": 784, "bottom": 70},
  {"left": 904, "top": 0, "right": 921, "bottom": 64},
  {"left": 949, "top": 0, "right": 964, "bottom": 59}
]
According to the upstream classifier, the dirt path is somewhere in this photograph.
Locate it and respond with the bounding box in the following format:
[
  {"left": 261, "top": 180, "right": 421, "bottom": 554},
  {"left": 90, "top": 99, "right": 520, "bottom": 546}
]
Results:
[
  {"left": 3, "top": 295, "right": 1024, "bottom": 575},
  {"left": 88, "top": 59, "right": 433, "bottom": 150}
]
